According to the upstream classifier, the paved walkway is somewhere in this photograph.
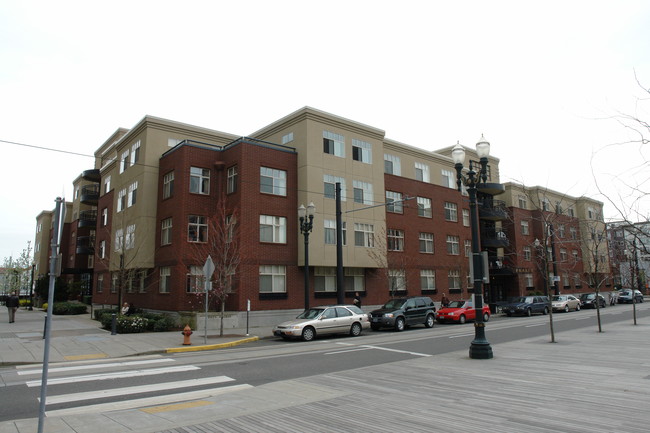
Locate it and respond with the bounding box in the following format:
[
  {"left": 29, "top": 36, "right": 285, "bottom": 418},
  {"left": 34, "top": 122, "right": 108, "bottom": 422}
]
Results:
[{"left": 1, "top": 305, "right": 649, "bottom": 432}]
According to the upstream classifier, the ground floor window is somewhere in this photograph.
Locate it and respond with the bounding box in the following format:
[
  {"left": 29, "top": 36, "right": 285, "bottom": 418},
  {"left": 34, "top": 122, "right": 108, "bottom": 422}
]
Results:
[
  {"left": 388, "top": 269, "right": 406, "bottom": 292},
  {"left": 186, "top": 266, "right": 204, "bottom": 293},
  {"left": 448, "top": 269, "right": 461, "bottom": 290},
  {"left": 344, "top": 267, "right": 365, "bottom": 292},
  {"left": 315, "top": 267, "right": 336, "bottom": 292},
  {"left": 420, "top": 270, "right": 435, "bottom": 291},
  {"left": 259, "top": 265, "right": 286, "bottom": 293},
  {"left": 160, "top": 267, "right": 171, "bottom": 293}
]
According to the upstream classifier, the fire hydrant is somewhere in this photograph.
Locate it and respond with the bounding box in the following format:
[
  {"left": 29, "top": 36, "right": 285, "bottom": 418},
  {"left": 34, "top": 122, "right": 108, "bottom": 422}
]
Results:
[{"left": 181, "top": 325, "right": 193, "bottom": 345}]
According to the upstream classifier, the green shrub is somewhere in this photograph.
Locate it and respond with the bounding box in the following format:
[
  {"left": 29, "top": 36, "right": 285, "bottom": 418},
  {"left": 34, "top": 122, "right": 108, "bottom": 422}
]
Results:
[
  {"left": 115, "top": 316, "right": 149, "bottom": 333},
  {"left": 152, "top": 314, "right": 177, "bottom": 332},
  {"left": 99, "top": 312, "right": 117, "bottom": 330},
  {"left": 94, "top": 308, "right": 117, "bottom": 321},
  {"left": 52, "top": 302, "right": 87, "bottom": 315}
]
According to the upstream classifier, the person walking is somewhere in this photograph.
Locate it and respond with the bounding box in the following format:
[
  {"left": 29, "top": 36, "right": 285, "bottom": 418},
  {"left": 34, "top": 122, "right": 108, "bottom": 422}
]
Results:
[
  {"left": 441, "top": 293, "right": 450, "bottom": 308},
  {"left": 353, "top": 292, "right": 362, "bottom": 308},
  {"left": 6, "top": 291, "right": 19, "bottom": 323}
]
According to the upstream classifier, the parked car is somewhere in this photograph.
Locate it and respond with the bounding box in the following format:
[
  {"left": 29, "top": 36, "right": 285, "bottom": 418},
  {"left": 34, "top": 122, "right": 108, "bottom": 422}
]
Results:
[
  {"left": 552, "top": 295, "right": 581, "bottom": 312},
  {"left": 436, "top": 300, "right": 490, "bottom": 324},
  {"left": 580, "top": 293, "right": 606, "bottom": 309},
  {"left": 272, "top": 305, "right": 370, "bottom": 341},
  {"left": 369, "top": 296, "right": 436, "bottom": 331},
  {"left": 617, "top": 289, "right": 644, "bottom": 304},
  {"left": 501, "top": 296, "right": 549, "bottom": 317}
]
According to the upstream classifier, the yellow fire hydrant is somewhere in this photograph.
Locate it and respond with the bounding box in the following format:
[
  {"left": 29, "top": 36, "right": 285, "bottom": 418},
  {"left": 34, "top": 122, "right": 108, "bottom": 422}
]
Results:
[{"left": 181, "top": 324, "right": 193, "bottom": 345}]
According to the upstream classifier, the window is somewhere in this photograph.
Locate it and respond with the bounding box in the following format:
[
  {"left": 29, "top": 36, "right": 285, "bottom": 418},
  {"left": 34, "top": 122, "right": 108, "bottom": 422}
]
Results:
[
  {"left": 555, "top": 201, "right": 563, "bottom": 214},
  {"left": 588, "top": 207, "right": 595, "bottom": 219},
  {"left": 518, "top": 195, "right": 527, "bottom": 209},
  {"left": 542, "top": 199, "right": 550, "bottom": 212},
  {"left": 344, "top": 268, "right": 365, "bottom": 292},
  {"left": 168, "top": 138, "right": 182, "bottom": 147},
  {"left": 560, "top": 248, "right": 567, "bottom": 261},
  {"left": 104, "top": 175, "right": 111, "bottom": 194},
  {"left": 323, "top": 130, "right": 345, "bottom": 157},
  {"left": 117, "top": 189, "right": 126, "bottom": 212},
  {"left": 227, "top": 165, "right": 238, "bottom": 194},
  {"left": 415, "top": 162, "right": 430, "bottom": 182},
  {"left": 161, "top": 218, "right": 172, "bottom": 245},
  {"left": 186, "top": 266, "right": 204, "bottom": 293},
  {"left": 352, "top": 138, "right": 372, "bottom": 163},
  {"left": 388, "top": 270, "right": 406, "bottom": 292},
  {"left": 260, "top": 215, "right": 287, "bottom": 243},
  {"left": 574, "top": 273, "right": 581, "bottom": 287},
  {"left": 315, "top": 267, "right": 336, "bottom": 292},
  {"left": 572, "top": 250, "right": 579, "bottom": 262},
  {"left": 114, "top": 228, "right": 124, "bottom": 252},
  {"left": 260, "top": 167, "right": 287, "bottom": 196},
  {"left": 441, "top": 169, "right": 455, "bottom": 188},
  {"left": 563, "top": 272, "right": 570, "bottom": 288},
  {"left": 111, "top": 273, "right": 118, "bottom": 293},
  {"left": 159, "top": 267, "right": 171, "bottom": 293},
  {"left": 101, "top": 208, "right": 108, "bottom": 226},
  {"left": 125, "top": 224, "right": 135, "bottom": 249},
  {"left": 570, "top": 227, "right": 578, "bottom": 240},
  {"left": 99, "top": 240, "right": 106, "bottom": 259},
  {"left": 120, "top": 150, "right": 129, "bottom": 173},
  {"left": 464, "top": 240, "right": 472, "bottom": 257},
  {"left": 521, "top": 220, "right": 529, "bottom": 235},
  {"left": 525, "top": 273, "right": 534, "bottom": 288},
  {"left": 523, "top": 246, "right": 532, "bottom": 261},
  {"left": 324, "top": 220, "right": 346, "bottom": 245},
  {"left": 448, "top": 270, "right": 461, "bottom": 290},
  {"left": 353, "top": 180, "right": 373, "bottom": 204},
  {"left": 281, "top": 132, "right": 294, "bottom": 144},
  {"left": 163, "top": 171, "right": 174, "bottom": 199},
  {"left": 446, "top": 235, "right": 460, "bottom": 255},
  {"left": 568, "top": 207, "right": 575, "bottom": 217},
  {"left": 190, "top": 167, "right": 210, "bottom": 195},
  {"left": 259, "top": 265, "right": 286, "bottom": 293},
  {"left": 324, "top": 175, "right": 347, "bottom": 200},
  {"left": 387, "top": 229, "right": 404, "bottom": 251},
  {"left": 462, "top": 209, "right": 470, "bottom": 226},
  {"left": 354, "top": 223, "right": 374, "bottom": 247},
  {"left": 384, "top": 154, "right": 401, "bottom": 175},
  {"left": 558, "top": 224, "right": 565, "bottom": 238},
  {"left": 386, "top": 191, "right": 403, "bottom": 213},
  {"left": 417, "top": 197, "right": 432, "bottom": 218},
  {"left": 74, "top": 187, "right": 79, "bottom": 200},
  {"left": 97, "top": 274, "right": 104, "bottom": 293},
  {"left": 130, "top": 141, "right": 140, "bottom": 166},
  {"left": 419, "top": 232, "right": 434, "bottom": 253},
  {"left": 188, "top": 215, "right": 208, "bottom": 242},
  {"left": 444, "top": 202, "right": 458, "bottom": 222},
  {"left": 421, "top": 270, "right": 436, "bottom": 291},
  {"left": 127, "top": 181, "right": 138, "bottom": 207}
]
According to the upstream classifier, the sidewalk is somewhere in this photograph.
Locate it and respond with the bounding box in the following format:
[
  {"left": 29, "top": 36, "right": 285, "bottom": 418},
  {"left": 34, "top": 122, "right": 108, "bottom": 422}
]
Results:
[
  {"left": 0, "top": 308, "right": 269, "bottom": 366},
  {"left": 1, "top": 307, "right": 649, "bottom": 432}
]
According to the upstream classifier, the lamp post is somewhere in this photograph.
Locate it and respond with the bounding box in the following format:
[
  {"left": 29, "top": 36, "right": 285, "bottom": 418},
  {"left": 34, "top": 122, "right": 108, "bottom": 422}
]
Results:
[
  {"left": 534, "top": 238, "right": 556, "bottom": 342},
  {"left": 452, "top": 136, "right": 493, "bottom": 359},
  {"left": 298, "top": 202, "right": 315, "bottom": 310}
]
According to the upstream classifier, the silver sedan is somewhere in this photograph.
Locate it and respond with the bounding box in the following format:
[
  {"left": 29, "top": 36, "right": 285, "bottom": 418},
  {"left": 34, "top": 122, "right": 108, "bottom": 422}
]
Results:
[{"left": 272, "top": 305, "right": 370, "bottom": 341}]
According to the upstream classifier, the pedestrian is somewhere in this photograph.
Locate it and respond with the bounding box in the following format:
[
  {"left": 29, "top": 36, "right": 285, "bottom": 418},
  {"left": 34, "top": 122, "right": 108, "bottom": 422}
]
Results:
[
  {"left": 353, "top": 292, "right": 361, "bottom": 308},
  {"left": 6, "top": 291, "right": 19, "bottom": 323},
  {"left": 441, "top": 293, "right": 450, "bottom": 308},
  {"left": 121, "top": 302, "right": 130, "bottom": 315}
]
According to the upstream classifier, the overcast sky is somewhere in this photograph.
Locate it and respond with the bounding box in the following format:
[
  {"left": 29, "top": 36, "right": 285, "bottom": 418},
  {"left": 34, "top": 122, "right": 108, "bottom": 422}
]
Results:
[{"left": 1, "top": 0, "right": 649, "bottom": 261}]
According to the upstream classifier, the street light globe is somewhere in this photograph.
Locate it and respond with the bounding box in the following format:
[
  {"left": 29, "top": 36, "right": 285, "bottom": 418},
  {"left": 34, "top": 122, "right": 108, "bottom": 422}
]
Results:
[
  {"left": 476, "top": 134, "right": 490, "bottom": 158},
  {"left": 298, "top": 204, "right": 306, "bottom": 218},
  {"left": 307, "top": 201, "right": 316, "bottom": 216},
  {"left": 451, "top": 141, "right": 466, "bottom": 165}
]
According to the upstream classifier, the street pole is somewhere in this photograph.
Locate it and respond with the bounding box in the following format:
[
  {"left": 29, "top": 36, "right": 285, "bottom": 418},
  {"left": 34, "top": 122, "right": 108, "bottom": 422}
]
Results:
[
  {"left": 298, "top": 203, "right": 315, "bottom": 310},
  {"left": 336, "top": 183, "right": 344, "bottom": 305},
  {"left": 549, "top": 224, "right": 560, "bottom": 296}
]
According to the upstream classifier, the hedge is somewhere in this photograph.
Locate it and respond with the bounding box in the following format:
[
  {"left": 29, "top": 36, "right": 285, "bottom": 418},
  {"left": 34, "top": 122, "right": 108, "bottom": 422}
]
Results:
[{"left": 52, "top": 302, "right": 88, "bottom": 315}]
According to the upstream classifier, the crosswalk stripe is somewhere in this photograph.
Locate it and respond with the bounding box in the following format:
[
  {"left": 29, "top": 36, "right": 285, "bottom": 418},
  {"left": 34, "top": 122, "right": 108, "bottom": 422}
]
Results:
[
  {"left": 26, "top": 365, "right": 199, "bottom": 387},
  {"left": 45, "top": 384, "right": 254, "bottom": 417},
  {"left": 18, "top": 358, "right": 175, "bottom": 375},
  {"left": 42, "top": 376, "right": 235, "bottom": 404}
]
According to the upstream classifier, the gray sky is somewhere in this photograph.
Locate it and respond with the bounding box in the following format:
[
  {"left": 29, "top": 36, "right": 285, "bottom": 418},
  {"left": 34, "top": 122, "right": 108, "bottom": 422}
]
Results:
[{"left": 1, "top": 0, "right": 649, "bottom": 261}]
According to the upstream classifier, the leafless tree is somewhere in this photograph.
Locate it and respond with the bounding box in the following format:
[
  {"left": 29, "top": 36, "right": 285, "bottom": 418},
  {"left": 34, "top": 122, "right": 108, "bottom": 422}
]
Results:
[{"left": 367, "top": 227, "right": 415, "bottom": 298}]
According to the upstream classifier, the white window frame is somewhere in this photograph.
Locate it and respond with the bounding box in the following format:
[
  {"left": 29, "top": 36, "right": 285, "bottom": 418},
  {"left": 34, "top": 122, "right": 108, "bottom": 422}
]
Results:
[
  {"left": 354, "top": 223, "right": 374, "bottom": 247},
  {"left": 314, "top": 267, "right": 337, "bottom": 292},
  {"left": 444, "top": 202, "right": 458, "bottom": 222},
  {"left": 323, "top": 130, "right": 345, "bottom": 157},
  {"left": 446, "top": 235, "right": 460, "bottom": 255},
  {"left": 130, "top": 140, "right": 140, "bottom": 166},
  {"left": 420, "top": 270, "right": 436, "bottom": 291},
  {"left": 120, "top": 150, "right": 129, "bottom": 173},
  {"left": 281, "top": 132, "right": 294, "bottom": 144},
  {"left": 161, "top": 218, "right": 172, "bottom": 245},
  {"left": 260, "top": 167, "right": 287, "bottom": 196},
  {"left": 260, "top": 215, "right": 287, "bottom": 243},
  {"left": 387, "top": 229, "right": 404, "bottom": 251},
  {"left": 441, "top": 169, "right": 455, "bottom": 188},
  {"left": 448, "top": 269, "right": 461, "bottom": 290},
  {"left": 159, "top": 266, "right": 171, "bottom": 293},
  {"left": 163, "top": 171, "right": 174, "bottom": 199},
  {"left": 190, "top": 167, "right": 210, "bottom": 195},
  {"left": 386, "top": 191, "right": 403, "bottom": 213},
  {"left": 104, "top": 175, "right": 111, "bottom": 194},
  {"left": 186, "top": 265, "right": 204, "bottom": 293},
  {"left": 518, "top": 195, "right": 527, "bottom": 209},
  {"left": 353, "top": 180, "right": 373, "bottom": 205},
  {"left": 525, "top": 273, "right": 534, "bottom": 287},
  {"left": 417, "top": 197, "right": 432, "bottom": 218},
  {"left": 324, "top": 220, "right": 346, "bottom": 245},
  {"left": 352, "top": 138, "right": 372, "bottom": 164},
  {"left": 521, "top": 220, "right": 529, "bottom": 235},
  {"left": 114, "top": 228, "right": 124, "bottom": 252},
  {"left": 464, "top": 240, "right": 472, "bottom": 257},
  {"left": 523, "top": 246, "right": 532, "bottom": 261},
  {"left": 259, "top": 265, "right": 286, "bottom": 293},
  {"left": 462, "top": 209, "right": 470, "bottom": 227},
  {"left": 188, "top": 215, "right": 208, "bottom": 243},
  {"left": 125, "top": 224, "right": 135, "bottom": 250},
  {"left": 384, "top": 154, "right": 401, "bottom": 175},
  {"left": 388, "top": 269, "right": 406, "bottom": 292},
  {"left": 415, "top": 162, "right": 430, "bottom": 183},
  {"left": 127, "top": 181, "right": 138, "bottom": 208},
  {"left": 324, "top": 175, "right": 346, "bottom": 201},
  {"left": 419, "top": 232, "right": 434, "bottom": 253},
  {"left": 99, "top": 240, "right": 106, "bottom": 259},
  {"left": 117, "top": 189, "right": 126, "bottom": 212},
  {"left": 227, "top": 165, "right": 238, "bottom": 194},
  {"left": 101, "top": 208, "right": 108, "bottom": 226}
]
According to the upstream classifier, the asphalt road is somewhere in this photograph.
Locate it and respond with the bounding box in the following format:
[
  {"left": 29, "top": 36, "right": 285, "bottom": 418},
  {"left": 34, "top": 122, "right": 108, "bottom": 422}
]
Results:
[{"left": 1, "top": 303, "right": 647, "bottom": 422}]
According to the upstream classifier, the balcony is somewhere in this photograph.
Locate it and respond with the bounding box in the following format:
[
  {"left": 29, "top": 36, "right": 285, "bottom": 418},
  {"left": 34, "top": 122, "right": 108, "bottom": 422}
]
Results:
[
  {"left": 488, "top": 255, "right": 516, "bottom": 275},
  {"left": 481, "top": 229, "right": 509, "bottom": 248},
  {"left": 479, "top": 199, "right": 508, "bottom": 221},
  {"left": 80, "top": 184, "right": 99, "bottom": 205},
  {"left": 78, "top": 209, "right": 97, "bottom": 228},
  {"left": 76, "top": 236, "right": 95, "bottom": 255},
  {"left": 81, "top": 169, "right": 101, "bottom": 183}
]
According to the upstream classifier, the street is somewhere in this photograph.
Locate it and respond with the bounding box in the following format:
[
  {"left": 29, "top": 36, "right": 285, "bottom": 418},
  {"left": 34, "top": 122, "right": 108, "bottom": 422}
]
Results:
[{"left": 1, "top": 303, "right": 647, "bottom": 424}]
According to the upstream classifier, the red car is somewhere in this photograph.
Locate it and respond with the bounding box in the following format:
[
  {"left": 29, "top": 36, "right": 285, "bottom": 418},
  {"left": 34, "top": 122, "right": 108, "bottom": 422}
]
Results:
[{"left": 436, "top": 300, "right": 490, "bottom": 324}]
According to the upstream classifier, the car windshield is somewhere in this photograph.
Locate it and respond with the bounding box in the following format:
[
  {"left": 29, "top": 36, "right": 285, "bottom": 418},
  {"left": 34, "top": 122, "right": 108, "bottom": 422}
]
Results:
[
  {"left": 347, "top": 305, "right": 363, "bottom": 314},
  {"left": 447, "top": 301, "right": 467, "bottom": 308},
  {"left": 296, "top": 308, "right": 324, "bottom": 319},
  {"left": 382, "top": 299, "right": 407, "bottom": 309},
  {"left": 511, "top": 297, "right": 533, "bottom": 303},
  {"left": 552, "top": 296, "right": 567, "bottom": 301},
  {"left": 581, "top": 294, "right": 595, "bottom": 300}
]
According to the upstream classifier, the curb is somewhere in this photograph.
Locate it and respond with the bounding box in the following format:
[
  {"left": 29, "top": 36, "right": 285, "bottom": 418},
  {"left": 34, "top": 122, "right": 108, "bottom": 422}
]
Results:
[{"left": 165, "top": 336, "right": 260, "bottom": 353}]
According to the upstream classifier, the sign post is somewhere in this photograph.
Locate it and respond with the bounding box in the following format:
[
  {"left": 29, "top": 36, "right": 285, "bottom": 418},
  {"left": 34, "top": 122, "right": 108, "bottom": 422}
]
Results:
[{"left": 203, "top": 255, "right": 215, "bottom": 344}]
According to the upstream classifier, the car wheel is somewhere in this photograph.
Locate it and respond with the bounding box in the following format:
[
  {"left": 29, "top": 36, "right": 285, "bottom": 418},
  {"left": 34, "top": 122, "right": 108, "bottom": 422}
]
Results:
[
  {"left": 483, "top": 312, "right": 490, "bottom": 322},
  {"left": 394, "top": 317, "right": 405, "bottom": 332},
  {"left": 424, "top": 314, "right": 435, "bottom": 328},
  {"left": 543, "top": 307, "right": 549, "bottom": 315},
  {"left": 576, "top": 304, "right": 580, "bottom": 311},
  {"left": 459, "top": 315, "right": 466, "bottom": 324},
  {"left": 564, "top": 305, "right": 569, "bottom": 313},
  {"left": 350, "top": 322, "right": 362, "bottom": 337},
  {"left": 301, "top": 326, "right": 315, "bottom": 342},
  {"left": 526, "top": 308, "right": 532, "bottom": 317},
  {"left": 370, "top": 324, "right": 381, "bottom": 331}
]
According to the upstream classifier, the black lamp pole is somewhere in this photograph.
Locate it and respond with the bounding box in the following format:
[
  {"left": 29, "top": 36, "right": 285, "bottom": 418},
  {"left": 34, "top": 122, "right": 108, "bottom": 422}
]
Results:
[
  {"left": 452, "top": 137, "right": 494, "bottom": 360},
  {"left": 298, "top": 202, "right": 315, "bottom": 310},
  {"left": 29, "top": 264, "right": 35, "bottom": 310}
]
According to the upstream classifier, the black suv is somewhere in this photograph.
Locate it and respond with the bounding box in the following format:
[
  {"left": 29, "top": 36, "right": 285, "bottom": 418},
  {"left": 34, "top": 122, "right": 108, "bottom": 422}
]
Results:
[{"left": 369, "top": 296, "right": 436, "bottom": 331}]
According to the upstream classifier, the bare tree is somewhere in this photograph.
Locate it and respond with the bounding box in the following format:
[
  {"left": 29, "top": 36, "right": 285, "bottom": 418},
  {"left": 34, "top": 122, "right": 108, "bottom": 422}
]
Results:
[{"left": 367, "top": 227, "right": 416, "bottom": 298}]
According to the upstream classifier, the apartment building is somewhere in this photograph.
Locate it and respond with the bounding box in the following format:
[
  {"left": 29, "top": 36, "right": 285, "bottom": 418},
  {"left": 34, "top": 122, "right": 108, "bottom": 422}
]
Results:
[
  {"left": 607, "top": 221, "right": 650, "bottom": 292},
  {"left": 34, "top": 107, "right": 611, "bottom": 317}
]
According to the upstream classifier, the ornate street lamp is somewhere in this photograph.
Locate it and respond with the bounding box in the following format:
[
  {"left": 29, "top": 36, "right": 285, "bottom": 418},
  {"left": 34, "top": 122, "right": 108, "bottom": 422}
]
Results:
[
  {"left": 298, "top": 202, "right": 315, "bottom": 310},
  {"left": 452, "top": 136, "right": 493, "bottom": 359}
]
